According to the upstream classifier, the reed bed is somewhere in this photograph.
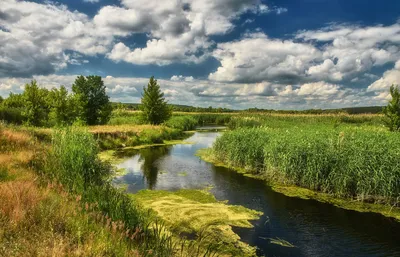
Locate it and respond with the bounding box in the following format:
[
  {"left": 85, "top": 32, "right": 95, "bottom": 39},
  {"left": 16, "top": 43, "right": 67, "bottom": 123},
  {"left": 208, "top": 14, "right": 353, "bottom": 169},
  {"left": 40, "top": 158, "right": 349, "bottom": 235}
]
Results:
[{"left": 212, "top": 124, "right": 400, "bottom": 204}]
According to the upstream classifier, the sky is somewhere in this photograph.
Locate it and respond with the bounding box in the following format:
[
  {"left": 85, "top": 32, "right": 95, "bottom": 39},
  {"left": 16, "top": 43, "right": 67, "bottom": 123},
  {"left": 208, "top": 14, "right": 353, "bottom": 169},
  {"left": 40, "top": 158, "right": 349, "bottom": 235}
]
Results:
[{"left": 0, "top": 0, "right": 400, "bottom": 110}]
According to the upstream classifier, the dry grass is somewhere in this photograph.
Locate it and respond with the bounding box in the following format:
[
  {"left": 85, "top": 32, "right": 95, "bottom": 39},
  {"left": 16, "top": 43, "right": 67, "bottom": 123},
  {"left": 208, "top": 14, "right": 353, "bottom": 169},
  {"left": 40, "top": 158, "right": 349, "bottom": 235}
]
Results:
[
  {"left": 0, "top": 180, "right": 45, "bottom": 225},
  {"left": 89, "top": 124, "right": 165, "bottom": 134},
  {"left": 0, "top": 125, "right": 141, "bottom": 256}
]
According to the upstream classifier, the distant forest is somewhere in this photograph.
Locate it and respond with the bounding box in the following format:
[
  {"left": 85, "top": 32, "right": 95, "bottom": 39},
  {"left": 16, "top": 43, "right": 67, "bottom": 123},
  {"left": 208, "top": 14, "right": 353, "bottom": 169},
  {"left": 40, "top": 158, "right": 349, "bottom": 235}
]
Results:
[{"left": 112, "top": 103, "right": 384, "bottom": 115}]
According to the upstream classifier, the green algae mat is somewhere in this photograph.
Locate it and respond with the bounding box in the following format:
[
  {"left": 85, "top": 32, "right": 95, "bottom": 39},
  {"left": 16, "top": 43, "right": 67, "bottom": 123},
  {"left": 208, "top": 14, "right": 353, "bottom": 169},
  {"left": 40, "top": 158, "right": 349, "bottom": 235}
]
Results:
[{"left": 133, "top": 189, "right": 263, "bottom": 256}]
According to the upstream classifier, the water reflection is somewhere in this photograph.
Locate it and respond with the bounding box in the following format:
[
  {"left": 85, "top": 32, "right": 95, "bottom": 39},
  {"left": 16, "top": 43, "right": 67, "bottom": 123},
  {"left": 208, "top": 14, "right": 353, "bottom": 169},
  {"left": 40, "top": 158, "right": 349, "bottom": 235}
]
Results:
[{"left": 113, "top": 131, "right": 400, "bottom": 257}]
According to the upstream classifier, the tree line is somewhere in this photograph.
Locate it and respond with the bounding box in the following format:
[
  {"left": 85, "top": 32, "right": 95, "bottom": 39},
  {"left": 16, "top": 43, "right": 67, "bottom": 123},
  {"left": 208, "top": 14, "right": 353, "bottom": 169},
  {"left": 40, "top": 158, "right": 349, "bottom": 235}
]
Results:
[
  {"left": 0, "top": 76, "right": 112, "bottom": 126},
  {"left": 0, "top": 75, "right": 172, "bottom": 127}
]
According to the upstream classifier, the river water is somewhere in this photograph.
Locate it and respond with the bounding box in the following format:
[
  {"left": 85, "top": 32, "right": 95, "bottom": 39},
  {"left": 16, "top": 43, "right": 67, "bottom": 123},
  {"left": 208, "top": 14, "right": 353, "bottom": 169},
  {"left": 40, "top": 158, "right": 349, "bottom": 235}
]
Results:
[{"left": 113, "top": 131, "right": 400, "bottom": 257}]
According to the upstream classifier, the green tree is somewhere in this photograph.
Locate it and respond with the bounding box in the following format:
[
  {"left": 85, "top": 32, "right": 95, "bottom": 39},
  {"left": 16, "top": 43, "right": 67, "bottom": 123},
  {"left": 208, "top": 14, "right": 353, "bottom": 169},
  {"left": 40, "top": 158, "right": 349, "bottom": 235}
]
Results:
[
  {"left": 2, "top": 93, "right": 24, "bottom": 108},
  {"left": 22, "top": 80, "right": 50, "bottom": 126},
  {"left": 383, "top": 84, "right": 400, "bottom": 131},
  {"left": 72, "top": 75, "right": 112, "bottom": 125},
  {"left": 140, "top": 76, "right": 171, "bottom": 124},
  {"left": 48, "top": 86, "right": 77, "bottom": 126}
]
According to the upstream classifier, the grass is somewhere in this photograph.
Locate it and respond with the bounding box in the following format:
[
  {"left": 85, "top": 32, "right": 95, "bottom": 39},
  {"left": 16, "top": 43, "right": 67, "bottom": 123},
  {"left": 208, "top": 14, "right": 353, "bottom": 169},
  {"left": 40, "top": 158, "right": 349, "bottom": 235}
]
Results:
[
  {"left": 89, "top": 125, "right": 183, "bottom": 150},
  {"left": 204, "top": 114, "right": 400, "bottom": 208},
  {"left": 0, "top": 125, "right": 226, "bottom": 256},
  {"left": 0, "top": 125, "right": 140, "bottom": 256},
  {"left": 107, "top": 110, "right": 234, "bottom": 129}
]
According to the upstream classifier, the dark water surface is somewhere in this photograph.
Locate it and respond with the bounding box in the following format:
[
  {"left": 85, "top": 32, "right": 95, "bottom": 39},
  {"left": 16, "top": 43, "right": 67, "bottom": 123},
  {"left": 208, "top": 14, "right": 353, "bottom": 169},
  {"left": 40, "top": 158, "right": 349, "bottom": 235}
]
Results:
[{"left": 114, "top": 131, "right": 400, "bottom": 257}]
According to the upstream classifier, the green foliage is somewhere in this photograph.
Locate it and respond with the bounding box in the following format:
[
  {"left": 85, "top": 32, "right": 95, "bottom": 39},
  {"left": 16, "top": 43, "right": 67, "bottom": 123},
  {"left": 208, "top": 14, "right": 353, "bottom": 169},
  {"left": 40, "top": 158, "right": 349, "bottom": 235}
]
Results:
[
  {"left": 0, "top": 106, "right": 25, "bottom": 124},
  {"left": 47, "top": 86, "right": 77, "bottom": 126},
  {"left": 212, "top": 126, "right": 400, "bottom": 204},
  {"left": 164, "top": 115, "right": 198, "bottom": 130},
  {"left": 140, "top": 76, "right": 171, "bottom": 125},
  {"left": 383, "top": 84, "right": 400, "bottom": 131},
  {"left": 72, "top": 75, "right": 112, "bottom": 125},
  {"left": 2, "top": 93, "right": 25, "bottom": 108},
  {"left": 22, "top": 80, "right": 50, "bottom": 126},
  {"left": 108, "top": 110, "right": 144, "bottom": 125}
]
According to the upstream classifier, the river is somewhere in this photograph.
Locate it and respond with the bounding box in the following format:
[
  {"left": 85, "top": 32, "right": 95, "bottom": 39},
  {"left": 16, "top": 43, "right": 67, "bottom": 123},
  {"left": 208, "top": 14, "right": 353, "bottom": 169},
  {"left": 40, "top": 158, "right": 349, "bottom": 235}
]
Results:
[{"left": 113, "top": 131, "right": 400, "bottom": 257}]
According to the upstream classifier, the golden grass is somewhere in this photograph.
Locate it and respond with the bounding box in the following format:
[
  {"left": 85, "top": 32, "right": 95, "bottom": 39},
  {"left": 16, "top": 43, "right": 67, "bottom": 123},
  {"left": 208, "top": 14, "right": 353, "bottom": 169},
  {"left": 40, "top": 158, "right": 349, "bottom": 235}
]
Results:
[
  {"left": 0, "top": 180, "right": 46, "bottom": 225},
  {"left": 89, "top": 124, "right": 164, "bottom": 134},
  {"left": 1, "top": 129, "right": 32, "bottom": 146}
]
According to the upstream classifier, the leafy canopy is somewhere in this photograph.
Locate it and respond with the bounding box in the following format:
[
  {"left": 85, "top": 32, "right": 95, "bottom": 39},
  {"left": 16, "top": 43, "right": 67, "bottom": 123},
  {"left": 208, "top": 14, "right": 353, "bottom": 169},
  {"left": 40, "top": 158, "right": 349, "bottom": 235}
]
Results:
[
  {"left": 383, "top": 84, "right": 400, "bottom": 131},
  {"left": 140, "top": 76, "right": 171, "bottom": 124},
  {"left": 72, "top": 75, "right": 112, "bottom": 125}
]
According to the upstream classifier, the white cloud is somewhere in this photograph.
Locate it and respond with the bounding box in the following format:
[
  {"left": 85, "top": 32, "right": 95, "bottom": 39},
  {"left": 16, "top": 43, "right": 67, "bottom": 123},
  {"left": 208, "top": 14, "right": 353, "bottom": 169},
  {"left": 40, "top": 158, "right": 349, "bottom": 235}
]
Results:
[
  {"left": 297, "top": 23, "right": 400, "bottom": 81},
  {"left": 105, "top": 0, "right": 281, "bottom": 65},
  {"left": 209, "top": 22, "right": 400, "bottom": 84},
  {"left": 367, "top": 61, "right": 400, "bottom": 92},
  {"left": 209, "top": 33, "right": 321, "bottom": 83},
  {"left": 171, "top": 75, "right": 194, "bottom": 82},
  {"left": 0, "top": 75, "right": 389, "bottom": 109},
  {"left": 83, "top": 0, "right": 99, "bottom": 3},
  {"left": 0, "top": 0, "right": 112, "bottom": 77}
]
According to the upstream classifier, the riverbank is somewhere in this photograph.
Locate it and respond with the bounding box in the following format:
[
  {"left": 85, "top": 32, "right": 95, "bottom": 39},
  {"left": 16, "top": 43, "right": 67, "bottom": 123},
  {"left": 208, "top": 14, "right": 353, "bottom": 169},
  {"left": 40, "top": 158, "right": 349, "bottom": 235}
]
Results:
[
  {"left": 0, "top": 125, "right": 141, "bottom": 256},
  {"left": 197, "top": 148, "right": 400, "bottom": 222},
  {"left": 1, "top": 124, "right": 227, "bottom": 256}
]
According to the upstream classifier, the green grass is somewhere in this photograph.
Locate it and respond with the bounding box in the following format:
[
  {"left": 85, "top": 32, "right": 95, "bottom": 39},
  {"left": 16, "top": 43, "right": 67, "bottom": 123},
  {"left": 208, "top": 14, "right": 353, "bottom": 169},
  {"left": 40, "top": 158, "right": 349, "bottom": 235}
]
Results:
[
  {"left": 211, "top": 116, "right": 400, "bottom": 205},
  {"left": 164, "top": 115, "right": 198, "bottom": 131},
  {"left": 90, "top": 125, "right": 183, "bottom": 150}
]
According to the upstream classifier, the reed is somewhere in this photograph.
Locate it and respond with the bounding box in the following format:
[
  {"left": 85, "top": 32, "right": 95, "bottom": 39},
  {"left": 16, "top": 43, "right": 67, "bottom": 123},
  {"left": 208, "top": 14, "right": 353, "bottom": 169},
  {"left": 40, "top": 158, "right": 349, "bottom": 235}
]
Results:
[{"left": 213, "top": 124, "right": 400, "bottom": 204}]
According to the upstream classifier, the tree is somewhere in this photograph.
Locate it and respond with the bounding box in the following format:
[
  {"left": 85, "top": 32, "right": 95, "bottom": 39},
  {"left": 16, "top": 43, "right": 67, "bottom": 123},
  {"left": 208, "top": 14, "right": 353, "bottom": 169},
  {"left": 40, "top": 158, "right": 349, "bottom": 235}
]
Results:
[
  {"left": 72, "top": 75, "right": 112, "bottom": 125},
  {"left": 47, "top": 86, "right": 76, "bottom": 126},
  {"left": 22, "top": 80, "right": 50, "bottom": 126},
  {"left": 140, "top": 76, "right": 171, "bottom": 124},
  {"left": 383, "top": 84, "right": 400, "bottom": 131}
]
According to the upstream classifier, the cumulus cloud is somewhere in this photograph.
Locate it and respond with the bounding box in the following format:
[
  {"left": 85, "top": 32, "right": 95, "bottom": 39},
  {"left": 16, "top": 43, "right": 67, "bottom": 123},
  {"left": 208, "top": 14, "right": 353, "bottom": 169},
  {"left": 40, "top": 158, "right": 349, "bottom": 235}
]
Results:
[
  {"left": 105, "top": 0, "right": 278, "bottom": 65},
  {"left": 367, "top": 61, "right": 400, "bottom": 92},
  {"left": 209, "top": 22, "right": 400, "bottom": 84},
  {"left": 209, "top": 33, "right": 321, "bottom": 83},
  {"left": 298, "top": 23, "right": 400, "bottom": 81},
  {"left": 0, "top": 0, "right": 112, "bottom": 77},
  {"left": 0, "top": 75, "right": 390, "bottom": 109}
]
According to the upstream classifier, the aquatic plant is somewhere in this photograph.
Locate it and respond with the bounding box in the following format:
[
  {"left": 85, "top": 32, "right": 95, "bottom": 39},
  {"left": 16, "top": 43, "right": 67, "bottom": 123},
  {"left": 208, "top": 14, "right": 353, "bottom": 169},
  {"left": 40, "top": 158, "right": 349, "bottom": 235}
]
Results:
[{"left": 212, "top": 126, "right": 400, "bottom": 204}]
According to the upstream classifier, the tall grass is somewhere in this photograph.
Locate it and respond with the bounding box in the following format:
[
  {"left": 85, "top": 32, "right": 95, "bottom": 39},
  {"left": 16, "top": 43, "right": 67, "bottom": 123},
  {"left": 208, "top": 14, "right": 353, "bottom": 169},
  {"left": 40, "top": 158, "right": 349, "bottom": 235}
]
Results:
[
  {"left": 42, "top": 128, "right": 174, "bottom": 255},
  {"left": 42, "top": 128, "right": 219, "bottom": 256},
  {"left": 90, "top": 125, "right": 182, "bottom": 149},
  {"left": 227, "top": 113, "right": 384, "bottom": 129},
  {"left": 108, "top": 110, "right": 144, "bottom": 125},
  {"left": 164, "top": 116, "right": 198, "bottom": 131},
  {"left": 213, "top": 126, "right": 400, "bottom": 204}
]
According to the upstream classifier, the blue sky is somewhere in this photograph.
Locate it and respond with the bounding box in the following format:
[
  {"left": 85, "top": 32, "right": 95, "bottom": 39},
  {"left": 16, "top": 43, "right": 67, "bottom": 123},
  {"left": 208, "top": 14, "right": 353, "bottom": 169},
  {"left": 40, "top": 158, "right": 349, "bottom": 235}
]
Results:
[{"left": 1, "top": 0, "right": 400, "bottom": 109}]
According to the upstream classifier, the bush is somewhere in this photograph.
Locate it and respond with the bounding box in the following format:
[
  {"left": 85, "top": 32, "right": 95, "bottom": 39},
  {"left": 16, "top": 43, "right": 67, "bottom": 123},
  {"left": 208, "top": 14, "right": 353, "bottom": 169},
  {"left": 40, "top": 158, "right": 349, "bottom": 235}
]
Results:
[{"left": 0, "top": 106, "right": 25, "bottom": 124}]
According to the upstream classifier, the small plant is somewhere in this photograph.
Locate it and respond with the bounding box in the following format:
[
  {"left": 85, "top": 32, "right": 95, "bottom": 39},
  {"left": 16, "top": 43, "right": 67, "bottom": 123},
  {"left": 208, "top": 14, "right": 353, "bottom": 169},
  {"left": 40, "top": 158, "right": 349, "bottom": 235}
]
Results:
[{"left": 383, "top": 84, "right": 400, "bottom": 131}]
